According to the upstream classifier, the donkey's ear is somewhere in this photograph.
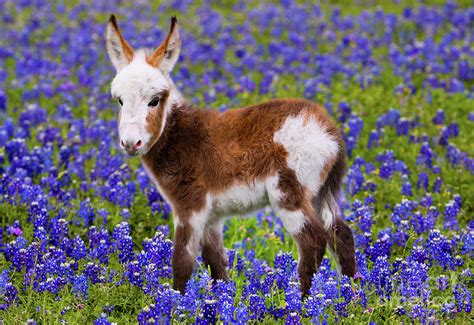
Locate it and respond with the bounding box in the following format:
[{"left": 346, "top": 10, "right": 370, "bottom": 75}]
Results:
[
  {"left": 106, "top": 15, "right": 134, "bottom": 71},
  {"left": 148, "top": 17, "right": 181, "bottom": 73}
]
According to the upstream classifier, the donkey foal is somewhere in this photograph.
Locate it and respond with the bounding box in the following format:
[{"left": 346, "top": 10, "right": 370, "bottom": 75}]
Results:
[{"left": 106, "top": 15, "right": 356, "bottom": 296}]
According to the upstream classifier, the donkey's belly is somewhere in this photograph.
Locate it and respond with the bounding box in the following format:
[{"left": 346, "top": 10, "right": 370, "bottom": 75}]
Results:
[{"left": 211, "top": 179, "right": 270, "bottom": 217}]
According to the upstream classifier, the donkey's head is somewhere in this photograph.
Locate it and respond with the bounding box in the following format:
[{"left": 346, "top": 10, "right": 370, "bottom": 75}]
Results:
[{"left": 106, "top": 15, "right": 181, "bottom": 156}]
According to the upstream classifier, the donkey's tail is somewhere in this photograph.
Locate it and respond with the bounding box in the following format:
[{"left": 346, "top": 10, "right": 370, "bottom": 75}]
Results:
[{"left": 313, "top": 146, "right": 346, "bottom": 229}]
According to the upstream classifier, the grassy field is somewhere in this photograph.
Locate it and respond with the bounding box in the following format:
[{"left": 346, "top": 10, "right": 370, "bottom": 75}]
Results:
[{"left": 0, "top": 0, "right": 473, "bottom": 323}]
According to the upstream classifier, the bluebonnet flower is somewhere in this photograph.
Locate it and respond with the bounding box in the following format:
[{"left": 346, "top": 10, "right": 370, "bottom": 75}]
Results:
[
  {"left": 354, "top": 251, "right": 369, "bottom": 286},
  {"left": 417, "top": 142, "right": 434, "bottom": 168},
  {"left": 0, "top": 270, "right": 18, "bottom": 309},
  {"left": 139, "top": 230, "right": 173, "bottom": 281},
  {"left": 234, "top": 302, "right": 249, "bottom": 323},
  {"left": 439, "top": 123, "right": 460, "bottom": 146},
  {"left": 338, "top": 102, "right": 352, "bottom": 123},
  {"left": 372, "top": 227, "right": 395, "bottom": 257},
  {"left": 71, "top": 274, "right": 89, "bottom": 300},
  {"left": 410, "top": 211, "right": 431, "bottom": 234},
  {"left": 71, "top": 236, "right": 87, "bottom": 260},
  {"left": 29, "top": 200, "right": 49, "bottom": 233},
  {"left": 441, "top": 302, "right": 456, "bottom": 318},
  {"left": 102, "top": 304, "right": 114, "bottom": 314},
  {"left": 394, "top": 260, "right": 430, "bottom": 299},
  {"left": 94, "top": 313, "right": 112, "bottom": 325},
  {"left": 396, "top": 118, "right": 411, "bottom": 136},
  {"left": 367, "top": 129, "right": 380, "bottom": 148},
  {"left": 369, "top": 256, "right": 392, "bottom": 299},
  {"left": 37, "top": 276, "right": 68, "bottom": 295},
  {"left": 460, "top": 226, "right": 474, "bottom": 256},
  {"left": 468, "top": 112, "right": 474, "bottom": 122},
  {"left": 88, "top": 226, "right": 112, "bottom": 264},
  {"left": 443, "top": 199, "right": 460, "bottom": 231},
  {"left": 248, "top": 294, "right": 266, "bottom": 321},
  {"left": 113, "top": 222, "right": 135, "bottom": 263},
  {"left": 285, "top": 277, "right": 302, "bottom": 313},
  {"left": 453, "top": 283, "right": 472, "bottom": 314},
  {"left": 233, "top": 250, "right": 247, "bottom": 275},
  {"left": 211, "top": 280, "right": 236, "bottom": 322},
  {"left": 379, "top": 162, "right": 393, "bottom": 179},
  {"left": 409, "top": 304, "right": 428, "bottom": 322},
  {"left": 420, "top": 193, "right": 433, "bottom": 208},
  {"left": 49, "top": 217, "right": 68, "bottom": 247},
  {"left": 432, "top": 109, "right": 445, "bottom": 125},
  {"left": 274, "top": 251, "right": 297, "bottom": 278},
  {"left": 138, "top": 284, "right": 182, "bottom": 324},
  {"left": 77, "top": 199, "right": 95, "bottom": 227},
  {"left": 376, "top": 109, "right": 400, "bottom": 128},
  {"left": 286, "top": 312, "right": 301, "bottom": 324},
  {"left": 119, "top": 208, "right": 131, "bottom": 220},
  {"left": 304, "top": 273, "right": 338, "bottom": 323},
  {"left": 124, "top": 260, "right": 143, "bottom": 288},
  {"left": 84, "top": 262, "right": 106, "bottom": 284},
  {"left": 335, "top": 276, "right": 353, "bottom": 317},
  {"left": 446, "top": 143, "right": 463, "bottom": 166},
  {"left": 200, "top": 298, "right": 218, "bottom": 323},
  {"left": 433, "top": 177, "right": 443, "bottom": 193},
  {"left": 347, "top": 199, "right": 373, "bottom": 233},
  {"left": 346, "top": 163, "right": 366, "bottom": 196},
  {"left": 448, "top": 123, "right": 459, "bottom": 137},
  {"left": 343, "top": 113, "right": 364, "bottom": 157},
  {"left": 437, "top": 275, "right": 449, "bottom": 291},
  {"left": 394, "top": 305, "right": 406, "bottom": 316},
  {"left": 408, "top": 245, "right": 427, "bottom": 264},
  {"left": 390, "top": 199, "right": 416, "bottom": 226},
  {"left": 417, "top": 172, "right": 429, "bottom": 190},
  {"left": 401, "top": 180, "right": 413, "bottom": 196},
  {"left": 424, "top": 229, "right": 457, "bottom": 270},
  {"left": 0, "top": 90, "right": 5, "bottom": 111},
  {"left": 97, "top": 208, "right": 109, "bottom": 225}
]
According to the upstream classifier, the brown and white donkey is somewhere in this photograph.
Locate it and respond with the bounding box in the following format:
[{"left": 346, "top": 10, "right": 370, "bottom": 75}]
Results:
[{"left": 106, "top": 15, "right": 356, "bottom": 295}]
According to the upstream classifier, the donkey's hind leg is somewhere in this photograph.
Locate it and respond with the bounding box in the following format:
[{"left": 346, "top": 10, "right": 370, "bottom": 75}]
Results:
[
  {"left": 293, "top": 218, "right": 328, "bottom": 296},
  {"left": 327, "top": 217, "right": 356, "bottom": 277},
  {"left": 267, "top": 170, "right": 327, "bottom": 296}
]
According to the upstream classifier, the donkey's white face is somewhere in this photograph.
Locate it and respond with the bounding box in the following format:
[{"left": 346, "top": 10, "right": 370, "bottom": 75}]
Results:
[
  {"left": 110, "top": 59, "right": 170, "bottom": 156},
  {"left": 106, "top": 15, "right": 181, "bottom": 156}
]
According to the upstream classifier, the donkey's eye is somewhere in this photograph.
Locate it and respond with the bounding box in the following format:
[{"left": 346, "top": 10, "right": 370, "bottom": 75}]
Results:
[
  {"left": 118, "top": 98, "right": 123, "bottom": 106},
  {"left": 148, "top": 97, "right": 160, "bottom": 107}
]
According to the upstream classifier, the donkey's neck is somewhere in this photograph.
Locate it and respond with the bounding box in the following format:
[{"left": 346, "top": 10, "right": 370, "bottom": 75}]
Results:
[
  {"left": 144, "top": 104, "right": 180, "bottom": 158},
  {"left": 141, "top": 102, "right": 199, "bottom": 176}
]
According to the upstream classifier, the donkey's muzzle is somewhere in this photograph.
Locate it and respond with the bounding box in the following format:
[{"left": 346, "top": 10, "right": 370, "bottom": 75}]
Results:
[{"left": 120, "top": 138, "right": 143, "bottom": 156}]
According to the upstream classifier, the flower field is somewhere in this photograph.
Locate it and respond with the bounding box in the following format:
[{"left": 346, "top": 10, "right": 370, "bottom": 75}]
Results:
[{"left": 0, "top": 0, "right": 473, "bottom": 323}]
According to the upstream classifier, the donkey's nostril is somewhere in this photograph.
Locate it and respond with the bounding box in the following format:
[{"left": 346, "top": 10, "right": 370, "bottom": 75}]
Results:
[{"left": 135, "top": 140, "right": 143, "bottom": 149}]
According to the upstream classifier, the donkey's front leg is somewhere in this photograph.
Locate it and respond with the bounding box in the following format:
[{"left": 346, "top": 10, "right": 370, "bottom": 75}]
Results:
[
  {"left": 172, "top": 215, "right": 206, "bottom": 293},
  {"left": 202, "top": 220, "right": 229, "bottom": 282}
]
